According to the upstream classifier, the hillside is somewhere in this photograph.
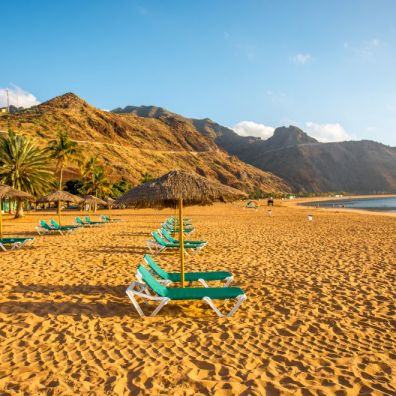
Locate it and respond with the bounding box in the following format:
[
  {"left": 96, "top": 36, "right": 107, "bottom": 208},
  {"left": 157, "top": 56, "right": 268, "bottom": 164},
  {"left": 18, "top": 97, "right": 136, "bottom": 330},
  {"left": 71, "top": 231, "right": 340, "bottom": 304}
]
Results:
[
  {"left": 115, "top": 106, "right": 396, "bottom": 194},
  {"left": 0, "top": 93, "right": 289, "bottom": 193}
]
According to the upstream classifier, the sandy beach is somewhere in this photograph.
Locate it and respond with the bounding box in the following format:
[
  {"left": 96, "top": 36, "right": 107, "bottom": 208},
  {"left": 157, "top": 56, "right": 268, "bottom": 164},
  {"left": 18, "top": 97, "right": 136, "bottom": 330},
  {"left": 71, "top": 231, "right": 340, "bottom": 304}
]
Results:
[{"left": 0, "top": 202, "right": 395, "bottom": 395}]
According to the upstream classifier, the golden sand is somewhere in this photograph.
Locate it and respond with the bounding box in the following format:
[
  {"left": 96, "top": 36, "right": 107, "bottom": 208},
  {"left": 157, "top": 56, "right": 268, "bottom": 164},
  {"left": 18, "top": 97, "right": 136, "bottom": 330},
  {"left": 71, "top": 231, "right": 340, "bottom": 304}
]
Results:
[{"left": 0, "top": 203, "right": 395, "bottom": 395}]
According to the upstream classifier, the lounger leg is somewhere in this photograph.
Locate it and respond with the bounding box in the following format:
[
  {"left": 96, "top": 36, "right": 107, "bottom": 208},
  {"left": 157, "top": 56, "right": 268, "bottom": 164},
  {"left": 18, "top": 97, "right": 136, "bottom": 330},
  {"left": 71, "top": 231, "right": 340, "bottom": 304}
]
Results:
[
  {"left": 126, "top": 282, "right": 170, "bottom": 317},
  {"left": 224, "top": 276, "right": 233, "bottom": 287},
  {"left": 202, "top": 294, "right": 246, "bottom": 317},
  {"left": 202, "top": 297, "right": 224, "bottom": 317},
  {"left": 0, "top": 243, "right": 6, "bottom": 252},
  {"left": 147, "top": 241, "right": 153, "bottom": 253},
  {"left": 150, "top": 298, "right": 170, "bottom": 317},
  {"left": 126, "top": 291, "right": 145, "bottom": 317},
  {"left": 198, "top": 278, "right": 209, "bottom": 288},
  {"left": 227, "top": 295, "right": 247, "bottom": 317},
  {"left": 156, "top": 245, "right": 165, "bottom": 255}
]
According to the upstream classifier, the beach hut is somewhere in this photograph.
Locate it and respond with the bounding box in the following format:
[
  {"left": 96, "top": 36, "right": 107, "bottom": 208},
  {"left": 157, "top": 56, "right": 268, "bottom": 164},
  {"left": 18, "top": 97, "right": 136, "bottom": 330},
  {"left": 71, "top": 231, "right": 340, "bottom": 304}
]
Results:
[
  {"left": 83, "top": 195, "right": 107, "bottom": 213},
  {"left": 37, "top": 190, "right": 83, "bottom": 225},
  {"left": 115, "top": 170, "right": 247, "bottom": 287},
  {"left": 0, "top": 184, "right": 34, "bottom": 238}
]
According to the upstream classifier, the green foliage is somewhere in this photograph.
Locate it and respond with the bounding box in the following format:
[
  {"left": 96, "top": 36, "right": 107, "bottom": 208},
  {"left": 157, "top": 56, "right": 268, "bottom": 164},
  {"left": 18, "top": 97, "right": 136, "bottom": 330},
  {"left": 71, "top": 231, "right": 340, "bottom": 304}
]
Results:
[
  {"left": 140, "top": 171, "right": 153, "bottom": 184},
  {"left": 0, "top": 130, "right": 54, "bottom": 195},
  {"left": 47, "top": 131, "right": 80, "bottom": 189},
  {"left": 80, "top": 156, "right": 112, "bottom": 198},
  {"left": 248, "top": 190, "right": 290, "bottom": 199},
  {"left": 111, "top": 178, "right": 131, "bottom": 198}
]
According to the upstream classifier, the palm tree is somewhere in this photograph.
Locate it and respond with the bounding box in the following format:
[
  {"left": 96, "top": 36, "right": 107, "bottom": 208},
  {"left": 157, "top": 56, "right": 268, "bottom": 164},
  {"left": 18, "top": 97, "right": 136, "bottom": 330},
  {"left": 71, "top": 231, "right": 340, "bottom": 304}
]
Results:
[
  {"left": 0, "top": 131, "right": 53, "bottom": 217},
  {"left": 47, "top": 131, "right": 80, "bottom": 191},
  {"left": 81, "top": 157, "right": 112, "bottom": 198}
]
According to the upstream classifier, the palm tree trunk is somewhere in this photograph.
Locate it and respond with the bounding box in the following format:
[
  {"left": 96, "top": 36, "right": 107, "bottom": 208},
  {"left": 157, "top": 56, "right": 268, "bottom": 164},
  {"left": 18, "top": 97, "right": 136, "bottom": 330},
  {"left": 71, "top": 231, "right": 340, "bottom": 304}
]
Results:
[
  {"left": 59, "top": 165, "right": 64, "bottom": 190},
  {"left": 15, "top": 198, "right": 24, "bottom": 219}
]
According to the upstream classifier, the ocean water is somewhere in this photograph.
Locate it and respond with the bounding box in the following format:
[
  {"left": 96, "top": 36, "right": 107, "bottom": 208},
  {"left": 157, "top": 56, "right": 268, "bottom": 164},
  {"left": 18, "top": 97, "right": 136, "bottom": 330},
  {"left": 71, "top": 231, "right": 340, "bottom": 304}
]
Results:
[{"left": 302, "top": 197, "right": 396, "bottom": 213}]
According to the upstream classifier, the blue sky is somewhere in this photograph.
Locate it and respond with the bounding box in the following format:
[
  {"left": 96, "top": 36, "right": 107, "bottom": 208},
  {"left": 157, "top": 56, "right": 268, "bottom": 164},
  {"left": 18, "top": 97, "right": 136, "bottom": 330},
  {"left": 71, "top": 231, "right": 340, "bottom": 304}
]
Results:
[{"left": 0, "top": 0, "right": 395, "bottom": 145}]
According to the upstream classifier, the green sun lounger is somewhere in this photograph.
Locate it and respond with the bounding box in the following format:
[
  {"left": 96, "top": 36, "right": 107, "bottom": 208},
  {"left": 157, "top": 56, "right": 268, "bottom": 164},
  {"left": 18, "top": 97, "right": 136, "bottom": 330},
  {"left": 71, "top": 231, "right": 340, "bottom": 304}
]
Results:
[
  {"left": 36, "top": 220, "right": 65, "bottom": 235},
  {"left": 143, "top": 254, "right": 233, "bottom": 287},
  {"left": 75, "top": 217, "right": 91, "bottom": 227},
  {"left": 160, "top": 228, "right": 205, "bottom": 245},
  {"left": 101, "top": 215, "right": 122, "bottom": 222},
  {"left": 50, "top": 219, "right": 80, "bottom": 231},
  {"left": 163, "top": 222, "right": 195, "bottom": 235},
  {"left": 147, "top": 231, "right": 206, "bottom": 255},
  {"left": 166, "top": 218, "right": 193, "bottom": 227},
  {"left": 84, "top": 216, "right": 106, "bottom": 225},
  {"left": 0, "top": 237, "right": 35, "bottom": 252},
  {"left": 126, "top": 264, "right": 246, "bottom": 317}
]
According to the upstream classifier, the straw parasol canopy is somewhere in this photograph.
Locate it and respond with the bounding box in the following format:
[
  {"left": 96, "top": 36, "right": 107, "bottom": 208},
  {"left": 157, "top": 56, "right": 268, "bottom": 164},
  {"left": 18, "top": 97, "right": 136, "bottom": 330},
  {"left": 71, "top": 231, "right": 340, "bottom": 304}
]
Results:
[
  {"left": 0, "top": 184, "right": 34, "bottom": 200},
  {"left": 115, "top": 170, "right": 247, "bottom": 208},
  {"left": 37, "top": 190, "right": 83, "bottom": 225},
  {"left": 83, "top": 195, "right": 107, "bottom": 206},
  {"left": 37, "top": 190, "right": 83, "bottom": 204},
  {"left": 83, "top": 195, "right": 107, "bottom": 213},
  {"left": 0, "top": 184, "right": 34, "bottom": 238},
  {"left": 106, "top": 197, "right": 115, "bottom": 207},
  {"left": 115, "top": 170, "right": 247, "bottom": 287}
]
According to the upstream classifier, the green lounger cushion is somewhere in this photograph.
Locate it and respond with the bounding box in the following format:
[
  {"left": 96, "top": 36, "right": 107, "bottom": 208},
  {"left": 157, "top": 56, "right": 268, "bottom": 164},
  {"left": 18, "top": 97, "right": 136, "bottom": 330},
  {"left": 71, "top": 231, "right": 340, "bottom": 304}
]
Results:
[
  {"left": 161, "top": 228, "right": 205, "bottom": 245},
  {"left": 40, "top": 220, "right": 53, "bottom": 230},
  {"left": 144, "top": 254, "right": 231, "bottom": 282},
  {"left": 138, "top": 265, "right": 243, "bottom": 300},
  {"left": 0, "top": 238, "right": 33, "bottom": 244},
  {"left": 152, "top": 232, "right": 202, "bottom": 249},
  {"left": 50, "top": 220, "right": 79, "bottom": 230},
  {"left": 164, "top": 224, "right": 194, "bottom": 234},
  {"left": 85, "top": 216, "right": 106, "bottom": 225}
]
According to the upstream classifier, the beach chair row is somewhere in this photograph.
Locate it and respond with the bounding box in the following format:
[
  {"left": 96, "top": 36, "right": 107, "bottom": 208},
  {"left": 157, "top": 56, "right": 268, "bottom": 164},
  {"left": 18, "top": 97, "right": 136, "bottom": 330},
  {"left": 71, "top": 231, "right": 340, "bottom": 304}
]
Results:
[
  {"left": 126, "top": 217, "right": 246, "bottom": 318},
  {"left": 36, "top": 216, "right": 122, "bottom": 236}
]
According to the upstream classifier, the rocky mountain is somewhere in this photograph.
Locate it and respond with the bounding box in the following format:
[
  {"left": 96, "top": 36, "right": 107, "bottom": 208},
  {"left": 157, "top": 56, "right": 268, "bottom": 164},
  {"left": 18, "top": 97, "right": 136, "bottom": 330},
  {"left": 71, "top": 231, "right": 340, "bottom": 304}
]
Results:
[
  {"left": 115, "top": 106, "right": 396, "bottom": 194},
  {"left": 0, "top": 93, "right": 289, "bottom": 193}
]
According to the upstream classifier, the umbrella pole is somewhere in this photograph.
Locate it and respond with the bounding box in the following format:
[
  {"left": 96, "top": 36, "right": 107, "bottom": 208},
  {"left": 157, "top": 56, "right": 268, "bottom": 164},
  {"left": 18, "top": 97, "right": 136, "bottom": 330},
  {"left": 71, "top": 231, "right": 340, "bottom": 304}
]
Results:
[
  {"left": 0, "top": 198, "right": 3, "bottom": 239},
  {"left": 179, "top": 197, "right": 185, "bottom": 288},
  {"left": 58, "top": 200, "right": 61, "bottom": 226}
]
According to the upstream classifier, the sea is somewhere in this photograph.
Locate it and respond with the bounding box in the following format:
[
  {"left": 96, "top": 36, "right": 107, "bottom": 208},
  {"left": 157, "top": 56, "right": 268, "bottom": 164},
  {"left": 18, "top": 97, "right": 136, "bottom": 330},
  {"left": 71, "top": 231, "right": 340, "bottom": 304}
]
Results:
[{"left": 301, "top": 196, "right": 396, "bottom": 213}]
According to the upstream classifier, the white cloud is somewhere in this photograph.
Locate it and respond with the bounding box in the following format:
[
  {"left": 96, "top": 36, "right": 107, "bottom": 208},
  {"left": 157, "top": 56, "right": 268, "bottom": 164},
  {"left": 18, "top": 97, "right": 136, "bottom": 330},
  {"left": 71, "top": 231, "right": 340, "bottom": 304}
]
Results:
[
  {"left": 0, "top": 85, "right": 40, "bottom": 108},
  {"left": 232, "top": 121, "right": 275, "bottom": 140},
  {"left": 291, "top": 53, "right": 312, "bottom": 64},
  {"left": 304, "top": 122, "right": 352, "bottom": 142},
  {"left": 344, "top": 38, "right": 382, "bottom": 57}
]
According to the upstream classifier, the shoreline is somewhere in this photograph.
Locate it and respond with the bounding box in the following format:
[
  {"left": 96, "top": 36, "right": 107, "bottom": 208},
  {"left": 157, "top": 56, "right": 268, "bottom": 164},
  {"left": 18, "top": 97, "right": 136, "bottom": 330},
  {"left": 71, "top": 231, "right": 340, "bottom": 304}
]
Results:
[{"left": 281, "top": 194, "right": 396, "bottom": 217}]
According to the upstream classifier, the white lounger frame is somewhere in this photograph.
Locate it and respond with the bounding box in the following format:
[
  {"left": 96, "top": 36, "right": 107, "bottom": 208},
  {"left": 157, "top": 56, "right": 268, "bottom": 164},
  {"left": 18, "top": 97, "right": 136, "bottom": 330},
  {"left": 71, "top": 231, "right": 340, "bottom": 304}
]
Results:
[
  {"left": 0, "top": 238, "right": 34, "bottom": 252},
  {"left": 126, "top": 270, "right": 246, "bottom": 318},
  {"left": 36, "top": 225, "right": 64, "bottom": 236}
]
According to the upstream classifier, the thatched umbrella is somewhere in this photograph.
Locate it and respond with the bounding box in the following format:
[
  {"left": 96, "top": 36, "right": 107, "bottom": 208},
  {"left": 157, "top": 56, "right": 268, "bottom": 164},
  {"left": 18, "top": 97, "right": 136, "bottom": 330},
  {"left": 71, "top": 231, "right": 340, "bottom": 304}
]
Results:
[
  {"left": 83, "top": 195, "right": 107, "bottom": 213},
  {"left": 105, "top": 197, "right": 116, "bottom": 219},
  {"left": 106, "top": 197, "right": 116, "bottom": 208},
  {"left": 115, "top": 170, "right": 247, "bottom": 287},
  {"left": 0, "top": 184, "right": 34, "bottom": 238},
  {"left": 37, "top": 190, "right": 83, "bottom": 225}
]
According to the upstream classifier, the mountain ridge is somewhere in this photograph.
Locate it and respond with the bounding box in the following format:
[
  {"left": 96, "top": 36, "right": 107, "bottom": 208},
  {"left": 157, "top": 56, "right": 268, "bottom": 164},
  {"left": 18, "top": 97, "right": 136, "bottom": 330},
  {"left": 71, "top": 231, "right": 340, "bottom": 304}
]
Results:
[
  {"left": 0, "top": 93, "right": 289, "bottom": 193},
  {"left": 113, "top": 105, "right": 396, "bottom": 194}
]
